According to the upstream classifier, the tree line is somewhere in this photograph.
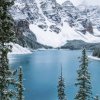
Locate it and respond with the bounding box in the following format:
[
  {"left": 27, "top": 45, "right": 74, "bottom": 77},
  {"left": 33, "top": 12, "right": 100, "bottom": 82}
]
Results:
[{"left": 93, "top": 47, "right": 100, "bottom": 58}]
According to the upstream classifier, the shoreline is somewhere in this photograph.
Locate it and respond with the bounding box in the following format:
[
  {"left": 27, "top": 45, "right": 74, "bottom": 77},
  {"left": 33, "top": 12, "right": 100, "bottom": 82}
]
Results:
[{"left": 88, "top": 55, "right": 100, "bottom": 61}]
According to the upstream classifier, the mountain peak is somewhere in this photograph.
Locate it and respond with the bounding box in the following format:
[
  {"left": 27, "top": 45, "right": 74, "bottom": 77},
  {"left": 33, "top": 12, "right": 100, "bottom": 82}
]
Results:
[{"left": 62, "top": 0, "right": 74, "bottom": 7}]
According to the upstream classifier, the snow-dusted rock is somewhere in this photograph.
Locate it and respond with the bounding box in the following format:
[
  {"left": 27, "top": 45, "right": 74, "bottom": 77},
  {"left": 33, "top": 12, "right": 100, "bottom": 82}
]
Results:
[{"left": 9, "top": 0, "right": 100, "bottom": 48}]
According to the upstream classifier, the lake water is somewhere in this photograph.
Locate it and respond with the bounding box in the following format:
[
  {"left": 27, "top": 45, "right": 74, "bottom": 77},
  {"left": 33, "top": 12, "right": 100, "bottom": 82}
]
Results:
[{"left": 9, "top": 50, "right": 100, "bottom": 100}]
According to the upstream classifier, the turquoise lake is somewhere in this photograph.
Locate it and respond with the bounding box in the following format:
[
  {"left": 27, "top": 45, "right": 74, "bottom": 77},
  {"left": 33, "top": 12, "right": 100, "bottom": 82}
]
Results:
[{"left": 9, "top": 50, "right": 100, "bottom": 100}]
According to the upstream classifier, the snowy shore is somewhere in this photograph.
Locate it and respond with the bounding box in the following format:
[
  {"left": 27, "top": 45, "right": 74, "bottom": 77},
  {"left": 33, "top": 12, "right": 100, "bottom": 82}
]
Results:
[
  {"left": 8, "top": 43, "right": 31, "bottom": 55},
  {"left": 88, "top": 55, "right": 100, "bottom": 61}
]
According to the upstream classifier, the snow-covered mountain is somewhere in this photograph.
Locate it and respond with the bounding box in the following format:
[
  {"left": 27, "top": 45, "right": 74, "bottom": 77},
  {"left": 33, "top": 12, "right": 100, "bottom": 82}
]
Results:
[{"left": 10, "top": 0, "right": 100, "bottom": 48}]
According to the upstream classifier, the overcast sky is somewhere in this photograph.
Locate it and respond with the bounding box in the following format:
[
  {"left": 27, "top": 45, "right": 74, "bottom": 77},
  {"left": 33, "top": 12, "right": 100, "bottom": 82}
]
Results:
[{"left": 56, "top": 0, "right": 100, "bottom": 6}]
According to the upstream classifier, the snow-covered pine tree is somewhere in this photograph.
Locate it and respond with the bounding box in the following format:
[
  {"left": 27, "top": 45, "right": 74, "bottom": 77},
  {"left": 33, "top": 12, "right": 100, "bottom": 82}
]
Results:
[
  {"left": 0, "top": 0, "right": 15, "bottom": 44},
  {"left": 57, "top": 66, "right": 66, "bottom": 100},
  {"left": 75, "top": 48, "right": 92, "bottom": 100},
  {"left": 17, "top": 66, "right": 24, "bottom": 100},
  {"left": 0, "top": 0, "right": 17, "bottom": 100}
]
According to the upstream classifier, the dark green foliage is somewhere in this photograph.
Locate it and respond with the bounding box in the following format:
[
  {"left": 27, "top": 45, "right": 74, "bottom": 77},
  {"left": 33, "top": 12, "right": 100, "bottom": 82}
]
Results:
[
  {"left": 75, "top": 48, "right": 92, "bottom": 100},
  {"left": 93, "top": 48, "right": 100, "bottom": 58},
  {"left": 58, "top": 66, "right": 66, "bottom": 100},
  {"left": 0, "top": 0, "right": 15, "bottom": 44},
  {"left": 0, "top": 46, "right": 17, "bottom": 100},
  {"left": 0, "top": 0, "right": 17, "bottom": 100},
  {"left": 17, "top": 67, "right": 24, "bottom": 100}
]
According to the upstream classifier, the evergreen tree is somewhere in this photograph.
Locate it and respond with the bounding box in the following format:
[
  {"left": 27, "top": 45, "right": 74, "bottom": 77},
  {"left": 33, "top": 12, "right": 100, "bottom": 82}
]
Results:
[
  {"left": 17, "top": 67, "right": 24, "bottom": 100},
  {"left": 0, "top": 0, "right": 17, "bottom": 100},
  {"left": 0, "top": 45, "right": 17, "bottom": 100},
  {"left": 0, "top": 0, "right": 15, "bottom": 44},
  {"left": 75, "top": 48, "right": 92, "bottom": 100},
  {"left": 58, "top": 66, "right": 66, "bottom": 100}
]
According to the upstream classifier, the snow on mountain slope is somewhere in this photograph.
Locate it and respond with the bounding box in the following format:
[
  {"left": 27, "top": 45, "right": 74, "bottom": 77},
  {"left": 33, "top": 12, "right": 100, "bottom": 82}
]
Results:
[
  {"left": 30, "top": 22, "right": 100, "bottom": 48},
  {"left": 10, "top": 0, "right": 100, "bottom": 48},
  {"left": 84, "top": 33, "right": 100, "bottom": 43},
  {"left": 29, "top": 24, "right": 65, "bottom": 47},
  {"left": 94, "top": 28, "right": 100, "bottom": 36},
  {"left": 8, "top": 43, "right": 31, "bottom": 54}
]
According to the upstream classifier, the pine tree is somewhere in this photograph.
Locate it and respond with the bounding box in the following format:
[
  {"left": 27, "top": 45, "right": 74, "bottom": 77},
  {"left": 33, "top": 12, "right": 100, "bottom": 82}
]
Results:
[
  {"left": 57, "top": 66, "right": 66, "bottom": 100},
  {"left": 75, "top": 48, "right": 92, "bottom": 100},
  {"left": 0, "top": 45, "right": 17, "bottom": 100},
  {"left": 0, "top": 0, "right": 15, "bottom": 44},
  {"left": 0, "top": 0, "right": 17, "bottom": 100},
  {"left": 17, "top": 67, "right": 24, "bottom": 100}
]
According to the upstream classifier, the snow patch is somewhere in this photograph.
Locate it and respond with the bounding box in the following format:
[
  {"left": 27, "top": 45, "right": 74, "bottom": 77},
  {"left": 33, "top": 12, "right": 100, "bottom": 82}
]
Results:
[
  {"left": 85, "top": 33, "right": 100, "bottom": 43},
  {"left": 29, "top": 24, "right": 66, "bottom": 48},
  {"left": 29, "top": 22, "right": 100, "bottom": 47},
  {"left": 8, "top": 43, "right": 31, "bottom": 55},
  {"left": 88, "top": 55, "right": 100, "bottom": 61},
  {"left": 94, "top": 28, "right": 100, "bottom": 36}
]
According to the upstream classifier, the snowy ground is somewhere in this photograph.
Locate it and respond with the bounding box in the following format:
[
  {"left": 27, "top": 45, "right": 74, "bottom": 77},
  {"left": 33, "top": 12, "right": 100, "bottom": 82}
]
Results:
[
  {"left": 8, "top": 43, "right": 31, "bottom": 55},
  {"left": 29, "top": 22, "right": 100, "bottom": 48},
  {"left": 94, "top": 28, "right": 100, "bottom": 36},
  {"left": 88, "top": 55, "right": 100, "bottom": 61}
]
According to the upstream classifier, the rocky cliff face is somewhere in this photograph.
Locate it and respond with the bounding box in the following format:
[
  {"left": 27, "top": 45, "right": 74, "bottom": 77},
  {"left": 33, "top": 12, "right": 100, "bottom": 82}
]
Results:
[
  {"left": 15, "top": 19, "right": 51, "bottom": 49},
  {"left": 9, "top": 0, "right": 100, "bottom": 49}
]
